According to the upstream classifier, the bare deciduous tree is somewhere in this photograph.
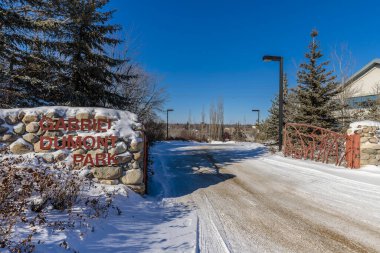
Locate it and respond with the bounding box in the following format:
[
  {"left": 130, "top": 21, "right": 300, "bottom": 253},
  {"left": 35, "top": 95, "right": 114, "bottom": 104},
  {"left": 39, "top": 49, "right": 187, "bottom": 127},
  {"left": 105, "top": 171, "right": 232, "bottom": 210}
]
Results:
[
  {"left": 107, "top": 36, "right": 167, "bottom": 125},
  {"left": 116, "top": 66, "right": 167, "bottom": 123},
  {"left": 200, "top": 105, "right": 206, "bottom": 140},
  {"left": 331, "top": 44, "right": 357, "bottom": 129},
  {"left": 365, "top": 82, "right": 380, "bottom": 121},
  {"left": 209, "top": 98, "right": 224, "bottom": 141}
]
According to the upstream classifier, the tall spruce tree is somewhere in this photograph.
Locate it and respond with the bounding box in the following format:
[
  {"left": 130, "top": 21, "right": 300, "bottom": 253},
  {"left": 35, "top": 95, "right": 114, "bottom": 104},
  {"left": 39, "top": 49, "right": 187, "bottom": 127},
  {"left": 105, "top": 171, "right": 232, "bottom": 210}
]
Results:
[
  {"left": 51, "top": 0, "right": 133, "bottom": 107},
  {"left": 263, "top": 74, "right": 291, "bottom": 141},
  {"left": 0, "top": 0, "right": 164, "bottom": 118},
  {"left": 295, "top": 30, "right": 339, "bottom": 129},
  {"left": 0, "top": 0, "right": 44, "bottom": 107},
  {"left": 0, "top": 0, "right": 62, "bottom": 107}
]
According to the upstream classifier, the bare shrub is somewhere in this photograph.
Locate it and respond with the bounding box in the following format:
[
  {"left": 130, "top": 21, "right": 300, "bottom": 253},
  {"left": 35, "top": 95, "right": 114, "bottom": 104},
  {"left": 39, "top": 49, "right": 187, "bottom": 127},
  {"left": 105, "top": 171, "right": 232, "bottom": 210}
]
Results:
[{"left": 0, "top": 155, "right": 82, "bottom": 252}]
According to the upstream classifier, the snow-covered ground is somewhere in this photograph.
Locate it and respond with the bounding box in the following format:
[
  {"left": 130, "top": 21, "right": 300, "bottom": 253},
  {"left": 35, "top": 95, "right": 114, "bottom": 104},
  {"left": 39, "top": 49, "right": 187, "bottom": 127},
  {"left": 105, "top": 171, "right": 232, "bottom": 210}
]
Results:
[
  {"left": 7, "top": 141, "right": 380, "bottom": 252},
  {"left": 150, "top": 141, "right": 380, "bottom": 253},
  {"left": 24, "top": 184, "right": 197, "bottom": 253},
  {"left": 5, "top": 162, "right": 197, "bottom": 253}
]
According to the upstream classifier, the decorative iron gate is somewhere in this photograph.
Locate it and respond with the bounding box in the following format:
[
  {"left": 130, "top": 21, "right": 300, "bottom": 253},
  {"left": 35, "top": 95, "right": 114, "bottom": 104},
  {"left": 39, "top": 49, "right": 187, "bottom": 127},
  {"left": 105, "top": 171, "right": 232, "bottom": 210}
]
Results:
[{"left": 283, "top": 123, "right": 360, "bottom": 168}]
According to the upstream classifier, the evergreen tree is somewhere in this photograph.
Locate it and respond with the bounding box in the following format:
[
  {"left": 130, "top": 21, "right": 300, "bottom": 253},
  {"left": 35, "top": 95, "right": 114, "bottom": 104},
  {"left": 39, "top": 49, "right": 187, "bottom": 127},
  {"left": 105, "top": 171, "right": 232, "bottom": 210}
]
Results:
[
  {"left": 0, "top": 0, "right": 44, "bottom": 107},
  {"left": 294, "top": 30, "right": 339, "bottom": 129},
  {"left": 0, "top": 0, "right": 63, "bottom": 107},
  {"left": 232, "top": 122, "right": 246, "bottom": 141},
  {"left": 263, "top": 74, "right": 292, "bottom": 141},
  {"left": 0, "top": 0, "right": 165, "bottom": 121},
  {"left": 51, "top": 0, "right": 133, "bottom": 107}
]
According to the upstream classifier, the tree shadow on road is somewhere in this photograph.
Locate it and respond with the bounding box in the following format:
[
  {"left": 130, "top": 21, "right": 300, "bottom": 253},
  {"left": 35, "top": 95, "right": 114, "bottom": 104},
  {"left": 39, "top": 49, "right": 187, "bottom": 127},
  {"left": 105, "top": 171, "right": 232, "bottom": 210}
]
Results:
[
  {"left": 205, "top": 144, "right": 268, "bottom": 167},
  {"left": 148, "top": 141, "right": 267, "bottom": 198}
]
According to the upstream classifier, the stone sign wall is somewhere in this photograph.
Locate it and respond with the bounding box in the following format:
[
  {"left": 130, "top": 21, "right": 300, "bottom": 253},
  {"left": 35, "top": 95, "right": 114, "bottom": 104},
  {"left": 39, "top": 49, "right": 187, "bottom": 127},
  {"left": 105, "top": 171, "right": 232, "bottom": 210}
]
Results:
[
  {"left": 0, "top": 106, "right": 146, "bottom": 194},
  {"left": 347, "top": 122, "right": 380, "bottom": 166}
]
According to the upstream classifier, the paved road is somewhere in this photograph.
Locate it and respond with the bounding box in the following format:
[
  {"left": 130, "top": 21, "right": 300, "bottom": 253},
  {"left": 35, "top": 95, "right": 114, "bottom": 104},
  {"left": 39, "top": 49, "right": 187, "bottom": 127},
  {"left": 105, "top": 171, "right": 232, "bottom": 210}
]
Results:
[{"left": 151, "top": 141, "right": 380, "bottom": 253}]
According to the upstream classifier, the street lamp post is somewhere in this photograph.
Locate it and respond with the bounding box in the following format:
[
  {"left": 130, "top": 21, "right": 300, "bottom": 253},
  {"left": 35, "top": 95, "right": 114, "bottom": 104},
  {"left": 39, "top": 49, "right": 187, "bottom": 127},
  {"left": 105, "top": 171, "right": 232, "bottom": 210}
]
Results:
[
  {"left": 166, "top": 109, "right": 174, "bottom": 139},
  {"left": 263, "top": 55, "right": 284, "bottom": 151},
  {"left": 252, "top": 109, "right": 260, "bottom": 126}
]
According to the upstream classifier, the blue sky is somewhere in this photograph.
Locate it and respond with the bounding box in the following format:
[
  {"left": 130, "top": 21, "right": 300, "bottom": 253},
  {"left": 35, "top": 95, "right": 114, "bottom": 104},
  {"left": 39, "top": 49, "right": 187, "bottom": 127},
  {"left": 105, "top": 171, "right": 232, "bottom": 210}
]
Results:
[{"left": 108, "top": 0, "right": 380, "bottom": 124}]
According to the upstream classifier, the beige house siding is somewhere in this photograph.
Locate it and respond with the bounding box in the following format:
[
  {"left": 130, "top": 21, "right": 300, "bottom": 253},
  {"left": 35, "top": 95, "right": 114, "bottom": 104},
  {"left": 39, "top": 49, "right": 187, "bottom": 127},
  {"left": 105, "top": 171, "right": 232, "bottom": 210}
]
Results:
[{"left": 344, "top": 65, "right": 380, "bottom": 98}]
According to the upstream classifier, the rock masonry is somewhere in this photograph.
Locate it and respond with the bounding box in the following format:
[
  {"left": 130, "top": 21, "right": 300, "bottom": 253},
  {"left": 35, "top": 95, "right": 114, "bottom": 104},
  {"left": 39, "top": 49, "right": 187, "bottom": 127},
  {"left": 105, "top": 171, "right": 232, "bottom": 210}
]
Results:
[{"left": 0, "top": 107, "right": 146, "bottom": 194}]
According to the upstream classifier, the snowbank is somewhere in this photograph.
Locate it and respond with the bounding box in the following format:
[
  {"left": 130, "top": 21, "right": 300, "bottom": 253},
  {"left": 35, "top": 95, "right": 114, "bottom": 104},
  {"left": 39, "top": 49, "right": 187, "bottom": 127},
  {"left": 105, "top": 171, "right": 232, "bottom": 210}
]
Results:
[
  {"left": 0, "top": 106, "right": 140, "bottom": 137},
  {"left": 349, "top": 120, "right": 380, "bottom": 131}
]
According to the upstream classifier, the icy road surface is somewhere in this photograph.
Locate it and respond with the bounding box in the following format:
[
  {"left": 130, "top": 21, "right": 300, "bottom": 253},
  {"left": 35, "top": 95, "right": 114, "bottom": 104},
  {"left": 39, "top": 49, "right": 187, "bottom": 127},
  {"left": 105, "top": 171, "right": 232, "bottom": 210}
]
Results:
[{"left": 150, "top": 141, "right": 380, "bottom": 253}]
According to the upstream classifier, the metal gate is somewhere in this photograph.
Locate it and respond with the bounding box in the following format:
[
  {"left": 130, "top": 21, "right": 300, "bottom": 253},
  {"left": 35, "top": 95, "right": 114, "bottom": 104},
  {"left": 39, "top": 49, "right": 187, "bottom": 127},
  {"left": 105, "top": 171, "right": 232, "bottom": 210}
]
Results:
[{"left": 283, "top": 123, "right": 360, "bottom": 168}]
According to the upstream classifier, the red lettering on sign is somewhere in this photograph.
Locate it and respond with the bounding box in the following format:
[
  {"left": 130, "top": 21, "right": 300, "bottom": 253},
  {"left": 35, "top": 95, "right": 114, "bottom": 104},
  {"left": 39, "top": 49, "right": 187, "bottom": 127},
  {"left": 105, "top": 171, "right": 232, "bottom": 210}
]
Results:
[
  {"left": 68, "top": 118, "right": 79, "bottom": 131},
  {"left": 96, "top": 153, "right": 107, "bottom": 166},
  {"left": 40, "top": 136, "right": 52, "bottom": 150},
  {"left": 73, "top": 154, "right": 84, "bottom": 164}
]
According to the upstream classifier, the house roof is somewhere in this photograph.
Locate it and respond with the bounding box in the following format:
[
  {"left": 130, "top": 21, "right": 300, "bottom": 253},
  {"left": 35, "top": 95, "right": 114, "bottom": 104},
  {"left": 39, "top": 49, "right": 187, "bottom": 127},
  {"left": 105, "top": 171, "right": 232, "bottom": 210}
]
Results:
[{"left": 345, "top": 58, "right": 380, "bottom": 86}]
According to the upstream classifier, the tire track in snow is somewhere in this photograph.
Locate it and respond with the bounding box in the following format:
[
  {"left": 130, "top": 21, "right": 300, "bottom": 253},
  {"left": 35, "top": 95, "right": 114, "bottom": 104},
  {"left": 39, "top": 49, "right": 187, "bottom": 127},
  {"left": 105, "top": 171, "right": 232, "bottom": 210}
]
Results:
[
  {"left": 200, "top": 151, "right": 379, "bottom": 252},
  {"left": 153, "top": 142, "right": 380, "bottom": 252},
  {"left": 223, "top": 160, "right": 380, "bottom": 252}
]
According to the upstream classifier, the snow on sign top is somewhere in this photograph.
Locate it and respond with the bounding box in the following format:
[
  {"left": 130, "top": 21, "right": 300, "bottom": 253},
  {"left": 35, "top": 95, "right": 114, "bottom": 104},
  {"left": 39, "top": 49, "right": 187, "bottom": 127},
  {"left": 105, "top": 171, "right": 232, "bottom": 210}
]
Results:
[
  {"left": 0, "top": 106, "right": 140, "bottom": 138},
  {"left": 349, "top": 120, "right": 380, "bottom": 130}
]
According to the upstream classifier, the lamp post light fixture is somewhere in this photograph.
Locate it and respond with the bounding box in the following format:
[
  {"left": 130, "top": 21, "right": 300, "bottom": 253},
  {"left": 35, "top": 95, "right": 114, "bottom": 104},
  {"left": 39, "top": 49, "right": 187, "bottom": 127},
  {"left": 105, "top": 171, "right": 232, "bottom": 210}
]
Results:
[
  {"left": 166, "top": 109, "right": 174, "bottom": 139},
  {"left": 252, "top": 109, "right": 260, "bottom": 126},
  {"left": 263, "top": 55, "right": 284, "bottom": 151}
]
